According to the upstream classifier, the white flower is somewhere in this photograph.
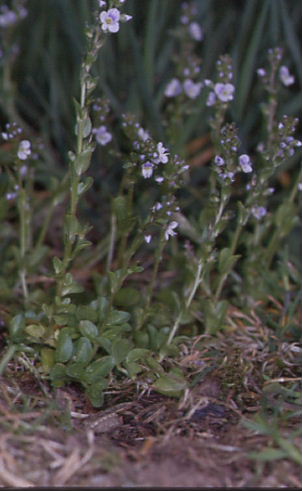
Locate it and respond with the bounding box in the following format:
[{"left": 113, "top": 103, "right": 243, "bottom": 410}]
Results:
[
  {"left": 239, "top": 154, "right": 253, "bottom": 173},
  {"left": 165, "top": 221, "right": 178, "bottom": 240},
  {"left": 183, "top": 79, "right": 202, "bottom": 99},
  {"left": 99, "top": 0, "right": 106, "bottom": 7},
  {"left": 100, "top": 8, "right": 120, "bottom": 33},
  {"left": 144, "top": 235, "right": 152, "bottom": 243},
  {"left": 214, "top": 155, "right": 225, "bottom": 166},
  {"left": 93, "top": 126, "right": 112, "bottom": 145},
  {"left": 155, "top": 176, "right": 164, "bottom": 183},
  {"left": 17, "top": 140, "right": 31, "bottom": 160},
  {"left": 155, "top": 142, "right": 169, "bottom": 164},
  {"left": 142, "top": 161, "right": 154, "bottom": 178},
  {"left": 279, "top": 66, "right": 295, "bottom": 86},
  {"left": 138, "top": 127, "right": 150, "bottom": 141},
  {"left": 251, "top": 206, "right": 267, "bottom": 220},
  {"left": 206, "top": 91, "right": 216, "bottom": 106},
  {"left": 164, "top": 78, "right": 182, "bottom": 97},
  {"left": 189, "top": 22, "right": 203, "bottom": 41},
  {"left": 214, "top": 83, "right": 235, "bottom": 102},
  {"left": 298, "top": 183, "right": 302, "bottom": 191}
]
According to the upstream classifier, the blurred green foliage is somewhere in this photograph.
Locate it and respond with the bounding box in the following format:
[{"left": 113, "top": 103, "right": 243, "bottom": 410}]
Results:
[{"left": 5, "top": 0, "right": 301, "bottom": 157}]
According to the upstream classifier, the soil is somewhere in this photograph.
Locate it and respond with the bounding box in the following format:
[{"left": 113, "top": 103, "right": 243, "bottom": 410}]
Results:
[{"left": 0, "top": 369, "right": 301, "bottom": 488}]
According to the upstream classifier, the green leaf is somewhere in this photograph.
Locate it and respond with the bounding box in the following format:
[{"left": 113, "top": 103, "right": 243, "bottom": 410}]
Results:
[
  {"left": 40, "top": 348, "right": 55, "bottom": 372},
  {"left": 86, "top": 381, "right": 107, "bottom": 408},
  {"left": 52, "top": 256, "right": 64, "bottom": 275},
  {"left": 73, "top": 337, "right": 93, "bottom": 364},
  {"left": 73, "top": 145, "right": 94, "bottom": 176},
  {"left": 124, "top": 361, "right": 143, "bottom": 378},
  {"left": 62, "top": 273, "right": 84, "bottom": 296},
  {"left": 64, "top": 214, "right": 80, "bottom": 243},
  {"left": 249, "top": 448, "right": 287, "bottom": 461},
  {"left": 126, "top": 348, "right": 150, "bottom": 363},
  {"left": 112, "top": 338, "right": 133, "bottom": 365},
  {"left": 95, "top": 335, "right": 112, "bottom": 354},
  {"left": 106, "top": 309, "right": 131, "bottom": 325},
  {"left": 77, "top": 176, "right": 94, "bottom": 195},
  {"left": 49, "top": 363, "right": 68, "bottom": 387},
  {"left": 9, "top": 314, "right": 25, "bottom": 342},
  {"left": 114, "top": 287, "right": 141, "bottom": 307},
  {"left": 84, "top": 356, "right": 115, "bottom": 384},
  {"left": 25, "top": 324, "right": 46, "bottom": 338},
  {"left": 55, "top": 327, "right": 74, "bottom": 363},
  {"left": 152, "top": 373, "right": 187, "bottom": 397},
  {"left": 66, "top": 362, "right": 87, "bottom": 380},
  {"left": 79, "top": 320, "right": 99, "bottom": 339},
  {"left": 218, "top": 247, "right": 241, "bottom": 275},
  {"left": 76, "top": 305, "right": 98, "bottom": 323}
]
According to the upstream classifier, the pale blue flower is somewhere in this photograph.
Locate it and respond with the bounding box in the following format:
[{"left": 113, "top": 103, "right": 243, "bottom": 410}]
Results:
[
  {"left": 17, "top": 140, "right": 31, "bottom": 160},
  {"left": 183, "top": 79, "right": 202, "bottom": 99},
  {"left": 138, "top": 127, "right": 150, "bottom": 141},
  {"left": 279, "top": 66, "right": 295, "bottom": 86},
  {"left": 100, "top": 8, "right": 120, "bottom": 33},
  {"left": 165, "top": 221, "right": 178, "bottom": 240},
  {"left": 155, "top": 142, "right": 169, "bottom": 164},
  {"left": 239, "top": 154, "right": 253, "bottom": 173},
  {"left": 214, "top": 155, "right": 225, "bottom": 166},
  {"left": 142, "top": 161, "right": 154, "bottom": 178},
  {"left": 214, "top": 83, "right": 235, "bottom": 102},
  {"left": 206, "top": 91, "right": 216, "bottom": 106},
  {"left": 165, "top": 78, "right": 182, "bottom": 97},
  {"left": 252, "top": 206, "right": 267, "bottom": 220},
  {"left": 144, "top": 235, "right": 152, "bottom": 243},
  {"left": 93, "top": 126, "right": 112, "bottom": 145},
  {"left": 257, "top": 68, "right": 266, "bottom": 77},
  {"left": 189, "top": 22, "right": 203, "bottom": 41}
]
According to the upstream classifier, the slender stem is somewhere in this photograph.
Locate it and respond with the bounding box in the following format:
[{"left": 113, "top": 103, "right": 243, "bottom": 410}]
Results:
[
  {"left": 106, "top": 213, "right": 117, "bottom": 273},
  {"left": 166, "top": 261, "right": 203, "bottom": 348},
  {"left": 146, "top": 231, "right": 166, "bottom": 310},
  {"left": 0, "top": 344, "right": 17, "bottom": 376},
  {"left": 18, "top": 186, "right": 30, "bottom": 303},
  {"left": 214, "top": 221, "right": 242, "bottom": 302}
]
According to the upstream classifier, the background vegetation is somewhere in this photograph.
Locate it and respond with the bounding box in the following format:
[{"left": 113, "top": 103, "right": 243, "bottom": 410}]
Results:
[{"left": 0, "top": 0, "right": 301, "bottom": 479}]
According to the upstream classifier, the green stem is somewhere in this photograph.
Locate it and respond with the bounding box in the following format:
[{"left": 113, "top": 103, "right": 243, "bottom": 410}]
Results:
[
  {"left": 0, "top": 344, "right": 17, "bottom": 376},
  {"left": 214, "top": 221, "right": 242, "bottom": 302},
  {"left": 18, "top": 187, "right": 30, "bottom": 303},
  {"left": 106, "top": 213, "right": 117, "bottom": 273},
  {"left": 146, "top": 231, "right": 166, "bottom": 310},
  {"left": 166, "top": 260, "right": 203, "bottom": 348}
]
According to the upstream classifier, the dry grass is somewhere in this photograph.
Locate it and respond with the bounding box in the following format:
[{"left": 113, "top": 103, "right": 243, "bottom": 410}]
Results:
[{"left": 0, "top": 302, "right": 301, "bottom": 487}]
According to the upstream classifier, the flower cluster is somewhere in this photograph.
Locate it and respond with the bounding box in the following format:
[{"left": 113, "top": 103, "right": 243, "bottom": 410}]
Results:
[
  {"left": 165, "top": 78, "right": 202, "bottom": 99},
  {"left": 121, "top": 114, "right": 190, "bottom": 241},
  {"left": 205, "top": 55, "right": 235, "bottom": 106},
  {"left": 17, "top": 140, "right": 31, "bottom": 160},
  {"left": 212, "top": 123, "right": 243, "bottom": 183},
  {"left": 99, "top": 1, "right": 132, "bottom": 34},
  {"left": 1, "top": 122, "right": 23, "bottom": 141},
  {"left": 180, "top": 2, "right": 203, "bottom": 41},
  {"left": 0, "top": 2, "right": 27, "bottom": 28},
  {"left": 92, "top": 97, "right": 112, "bottom": 146},
  {"left": 164, "top": 2, "right": 203, "bottom": 101}
]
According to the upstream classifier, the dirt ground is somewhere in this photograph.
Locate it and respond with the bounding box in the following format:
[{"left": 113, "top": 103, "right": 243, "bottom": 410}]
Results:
[{"left": 0, "top": 370, "right": 301, "bottom": 488}]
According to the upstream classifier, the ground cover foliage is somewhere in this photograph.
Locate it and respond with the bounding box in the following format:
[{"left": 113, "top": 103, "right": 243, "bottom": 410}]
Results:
[{"left": 0, "top": 0, "right": 301, "bottom": 487}]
